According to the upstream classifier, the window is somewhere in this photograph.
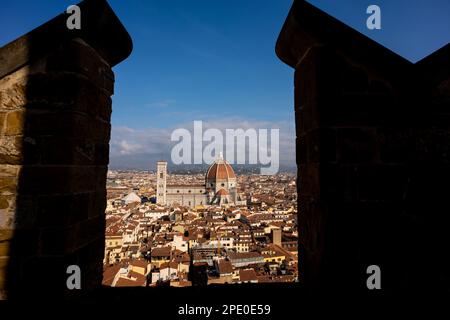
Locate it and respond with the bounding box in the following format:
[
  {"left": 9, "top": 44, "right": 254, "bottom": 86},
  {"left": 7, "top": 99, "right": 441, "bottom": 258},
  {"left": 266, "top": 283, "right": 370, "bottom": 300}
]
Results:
[
  {"left": 177, "top": 190, "right": 179, "bottom": 193},
  {"left": 221, "top": 183, "right": 225, "bottom": 187},
  {"left": 160, "top": 172, "right": 163, "bottom": 178}
]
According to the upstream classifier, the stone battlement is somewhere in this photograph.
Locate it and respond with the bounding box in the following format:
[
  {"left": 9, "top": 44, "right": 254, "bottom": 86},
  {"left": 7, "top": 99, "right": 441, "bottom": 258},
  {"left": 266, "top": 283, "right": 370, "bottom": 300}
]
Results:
[
  {"left": 276, "top": 0, "right": 450, "bottom": 291},
  {"left": 0, "top": 0, "right": 132, "bottom": 299}
]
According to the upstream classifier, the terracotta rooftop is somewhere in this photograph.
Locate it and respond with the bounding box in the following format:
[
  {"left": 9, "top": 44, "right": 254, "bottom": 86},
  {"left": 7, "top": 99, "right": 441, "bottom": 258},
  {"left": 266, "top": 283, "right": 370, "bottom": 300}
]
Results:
[
  {"left": 151, "top": 247, "right": 171, "bottom": 257},
  {"left": 217, "top": 259, "right": 233, "bottom": 275},
  {"left": 216, "top": 189, "right": 229, "bottom": 196},
  {"left": 239, "top": 269, "right": 258, "bottom": 282}
]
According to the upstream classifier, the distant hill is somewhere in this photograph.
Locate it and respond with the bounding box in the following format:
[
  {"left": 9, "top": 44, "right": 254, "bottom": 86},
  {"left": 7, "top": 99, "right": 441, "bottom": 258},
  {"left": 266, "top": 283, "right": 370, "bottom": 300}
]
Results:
[{"left": 109, "top": 153, "right": 296, "bottom": 173}]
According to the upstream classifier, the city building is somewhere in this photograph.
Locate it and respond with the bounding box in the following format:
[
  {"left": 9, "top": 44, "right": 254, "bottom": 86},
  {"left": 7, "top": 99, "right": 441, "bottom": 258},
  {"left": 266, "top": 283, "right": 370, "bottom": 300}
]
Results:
[
  {"left": 103, "top": 168, "right": 298, "bottom": 287},
  {"left": 156, "top": 154, "right": 246, "bottom": 207}
]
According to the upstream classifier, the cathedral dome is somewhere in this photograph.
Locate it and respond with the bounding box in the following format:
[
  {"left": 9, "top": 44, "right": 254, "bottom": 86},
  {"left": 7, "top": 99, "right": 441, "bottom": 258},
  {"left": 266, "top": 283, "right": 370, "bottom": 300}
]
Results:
[
  {"left": 216, "top": 188, "right": 229, "bottom": 196},
  {"left": 206, "top": 153, "right": 236, "bottom": 181}
]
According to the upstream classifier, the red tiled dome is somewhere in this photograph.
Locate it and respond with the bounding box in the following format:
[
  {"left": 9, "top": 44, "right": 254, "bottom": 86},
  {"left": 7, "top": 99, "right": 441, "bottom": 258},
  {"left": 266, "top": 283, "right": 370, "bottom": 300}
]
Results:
[
  {"left": 206, "top": 156, "right": 236, "bottom": 180},
  {"left": 216, "top": 189, "right": 229, "bottom": 196}
]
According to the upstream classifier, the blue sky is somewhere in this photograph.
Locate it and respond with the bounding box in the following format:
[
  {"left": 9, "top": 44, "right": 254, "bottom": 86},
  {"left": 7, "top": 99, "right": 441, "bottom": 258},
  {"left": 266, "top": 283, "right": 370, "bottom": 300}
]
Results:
[{"left": 1, "top": 0, "right": 449, "bottom": 169}]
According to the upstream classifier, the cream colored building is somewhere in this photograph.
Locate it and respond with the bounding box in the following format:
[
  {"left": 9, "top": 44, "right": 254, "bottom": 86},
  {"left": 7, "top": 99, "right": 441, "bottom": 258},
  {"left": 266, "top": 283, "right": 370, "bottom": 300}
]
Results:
[{"left": 156, "top": 154, "right": 246, "bottom": 208}]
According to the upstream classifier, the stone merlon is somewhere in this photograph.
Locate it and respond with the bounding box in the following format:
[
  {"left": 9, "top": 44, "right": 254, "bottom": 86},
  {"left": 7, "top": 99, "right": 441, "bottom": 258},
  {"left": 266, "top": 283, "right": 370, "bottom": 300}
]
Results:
[
  {"left": 0, "top": 0, "right": 132, "bottom": 299},
  {"left": 276, "top": 0, "right": 450, "bottom": 85},
  {"left": 0, "top": 0, "right": 133, "bottom": 79},
  {"left": 276, "top": 0, "right": 449, "bottom": 292}
]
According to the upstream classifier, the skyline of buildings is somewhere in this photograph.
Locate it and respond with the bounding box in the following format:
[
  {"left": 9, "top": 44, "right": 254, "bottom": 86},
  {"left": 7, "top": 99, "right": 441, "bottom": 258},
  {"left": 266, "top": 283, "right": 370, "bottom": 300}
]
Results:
[{"left": 102, "top": 161, "right": 298, "bottom": 287}]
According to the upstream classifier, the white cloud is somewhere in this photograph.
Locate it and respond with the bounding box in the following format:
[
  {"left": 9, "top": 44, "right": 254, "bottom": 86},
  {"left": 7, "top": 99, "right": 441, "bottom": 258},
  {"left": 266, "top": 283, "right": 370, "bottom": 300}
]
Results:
[
  {"left": 110, "top": 117, "right": 296, "bottom": 169},
  {"left": 116, "top": 140, "right": 144, "bottom": 155},
  {"left": 110, "top": 126, "right": 172, "bottom": 157}
]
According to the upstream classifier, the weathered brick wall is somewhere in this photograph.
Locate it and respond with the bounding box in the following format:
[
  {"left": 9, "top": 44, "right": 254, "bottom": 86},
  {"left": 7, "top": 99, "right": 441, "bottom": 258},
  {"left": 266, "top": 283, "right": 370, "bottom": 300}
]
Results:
[
  {"left": 277, "top": 0, "right": 450, "bottom": 292},
  {"left": 0, "top": 0, "right": 132, "bottom": 299}
]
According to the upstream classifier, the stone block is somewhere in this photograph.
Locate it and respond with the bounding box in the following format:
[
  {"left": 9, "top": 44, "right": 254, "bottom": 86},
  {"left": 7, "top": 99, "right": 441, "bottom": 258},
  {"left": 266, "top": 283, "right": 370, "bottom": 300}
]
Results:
[
  {"left": 0, "top": 136, "right": 23, "bottom": 164},
  {"left": 0, "top": 175, "right": 17, "bottom": 194},
  {"left": 75, "top": 216, "right": 105, "bottom": 249},
  {"left": 320, "top": 163, "right": 359, "bottom": 203},
  {"left": 0, "top": 81, "right": 27, "bottom": 112},
  {"left": 17, "top": 166, "right": 102, "bottom": 195},
  {"left": 7, "top": 228, "right": 39, "bottom": 258},
  {"left": 356, "top": 164, "right": 408, "bottom": 202},
  {"left": 40, "top": 227, "right": 78, "bottom": 256},
  {"left": 36, "top": 193, "right": 91, "bottom": 228},
  {"left": 46, "top": 38, "right": 115, "bottom": 94},
  {"left": 379, "top": 127, "right": 414, "bottom": 163},
  {"left": 0, "top": 110, "right": 25, "bottom": 136},
  {"left": 336, "top": 128, "right": 378, "bottom": 164},
  {"left": 297, "top": 163, "right": 320, "bottom": 196},
  {"left": 0, "top": 229, "right": 13, "bottom": 257}
]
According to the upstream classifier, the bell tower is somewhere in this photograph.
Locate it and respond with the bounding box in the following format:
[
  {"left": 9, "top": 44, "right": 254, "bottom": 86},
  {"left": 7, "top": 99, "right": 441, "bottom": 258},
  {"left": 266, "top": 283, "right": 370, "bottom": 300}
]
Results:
[{"left": 156, "top": 161, "right": 167, "bottom": 205}]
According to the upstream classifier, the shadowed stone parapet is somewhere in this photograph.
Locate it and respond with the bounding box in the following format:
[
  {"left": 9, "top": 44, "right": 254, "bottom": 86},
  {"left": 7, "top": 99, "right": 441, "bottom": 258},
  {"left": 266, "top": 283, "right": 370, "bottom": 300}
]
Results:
[
  {"left": 276, "top": 0, "right": 450, "bottom": 292},
  {"left": 0, "top": 0, "right": 132, "bottom": 299},
  {"left": 0, "top": 0, "right": 132, "bottom": 79}
]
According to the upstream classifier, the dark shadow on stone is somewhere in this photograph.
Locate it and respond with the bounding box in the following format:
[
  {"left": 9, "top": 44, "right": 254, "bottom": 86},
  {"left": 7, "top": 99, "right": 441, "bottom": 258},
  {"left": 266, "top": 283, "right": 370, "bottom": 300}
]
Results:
[
  {"left": 276, "top": 0, "right": 450, "bottom": 294},
  {"left": 0, "top": 0, "right": 132, "bottom": 299}
]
